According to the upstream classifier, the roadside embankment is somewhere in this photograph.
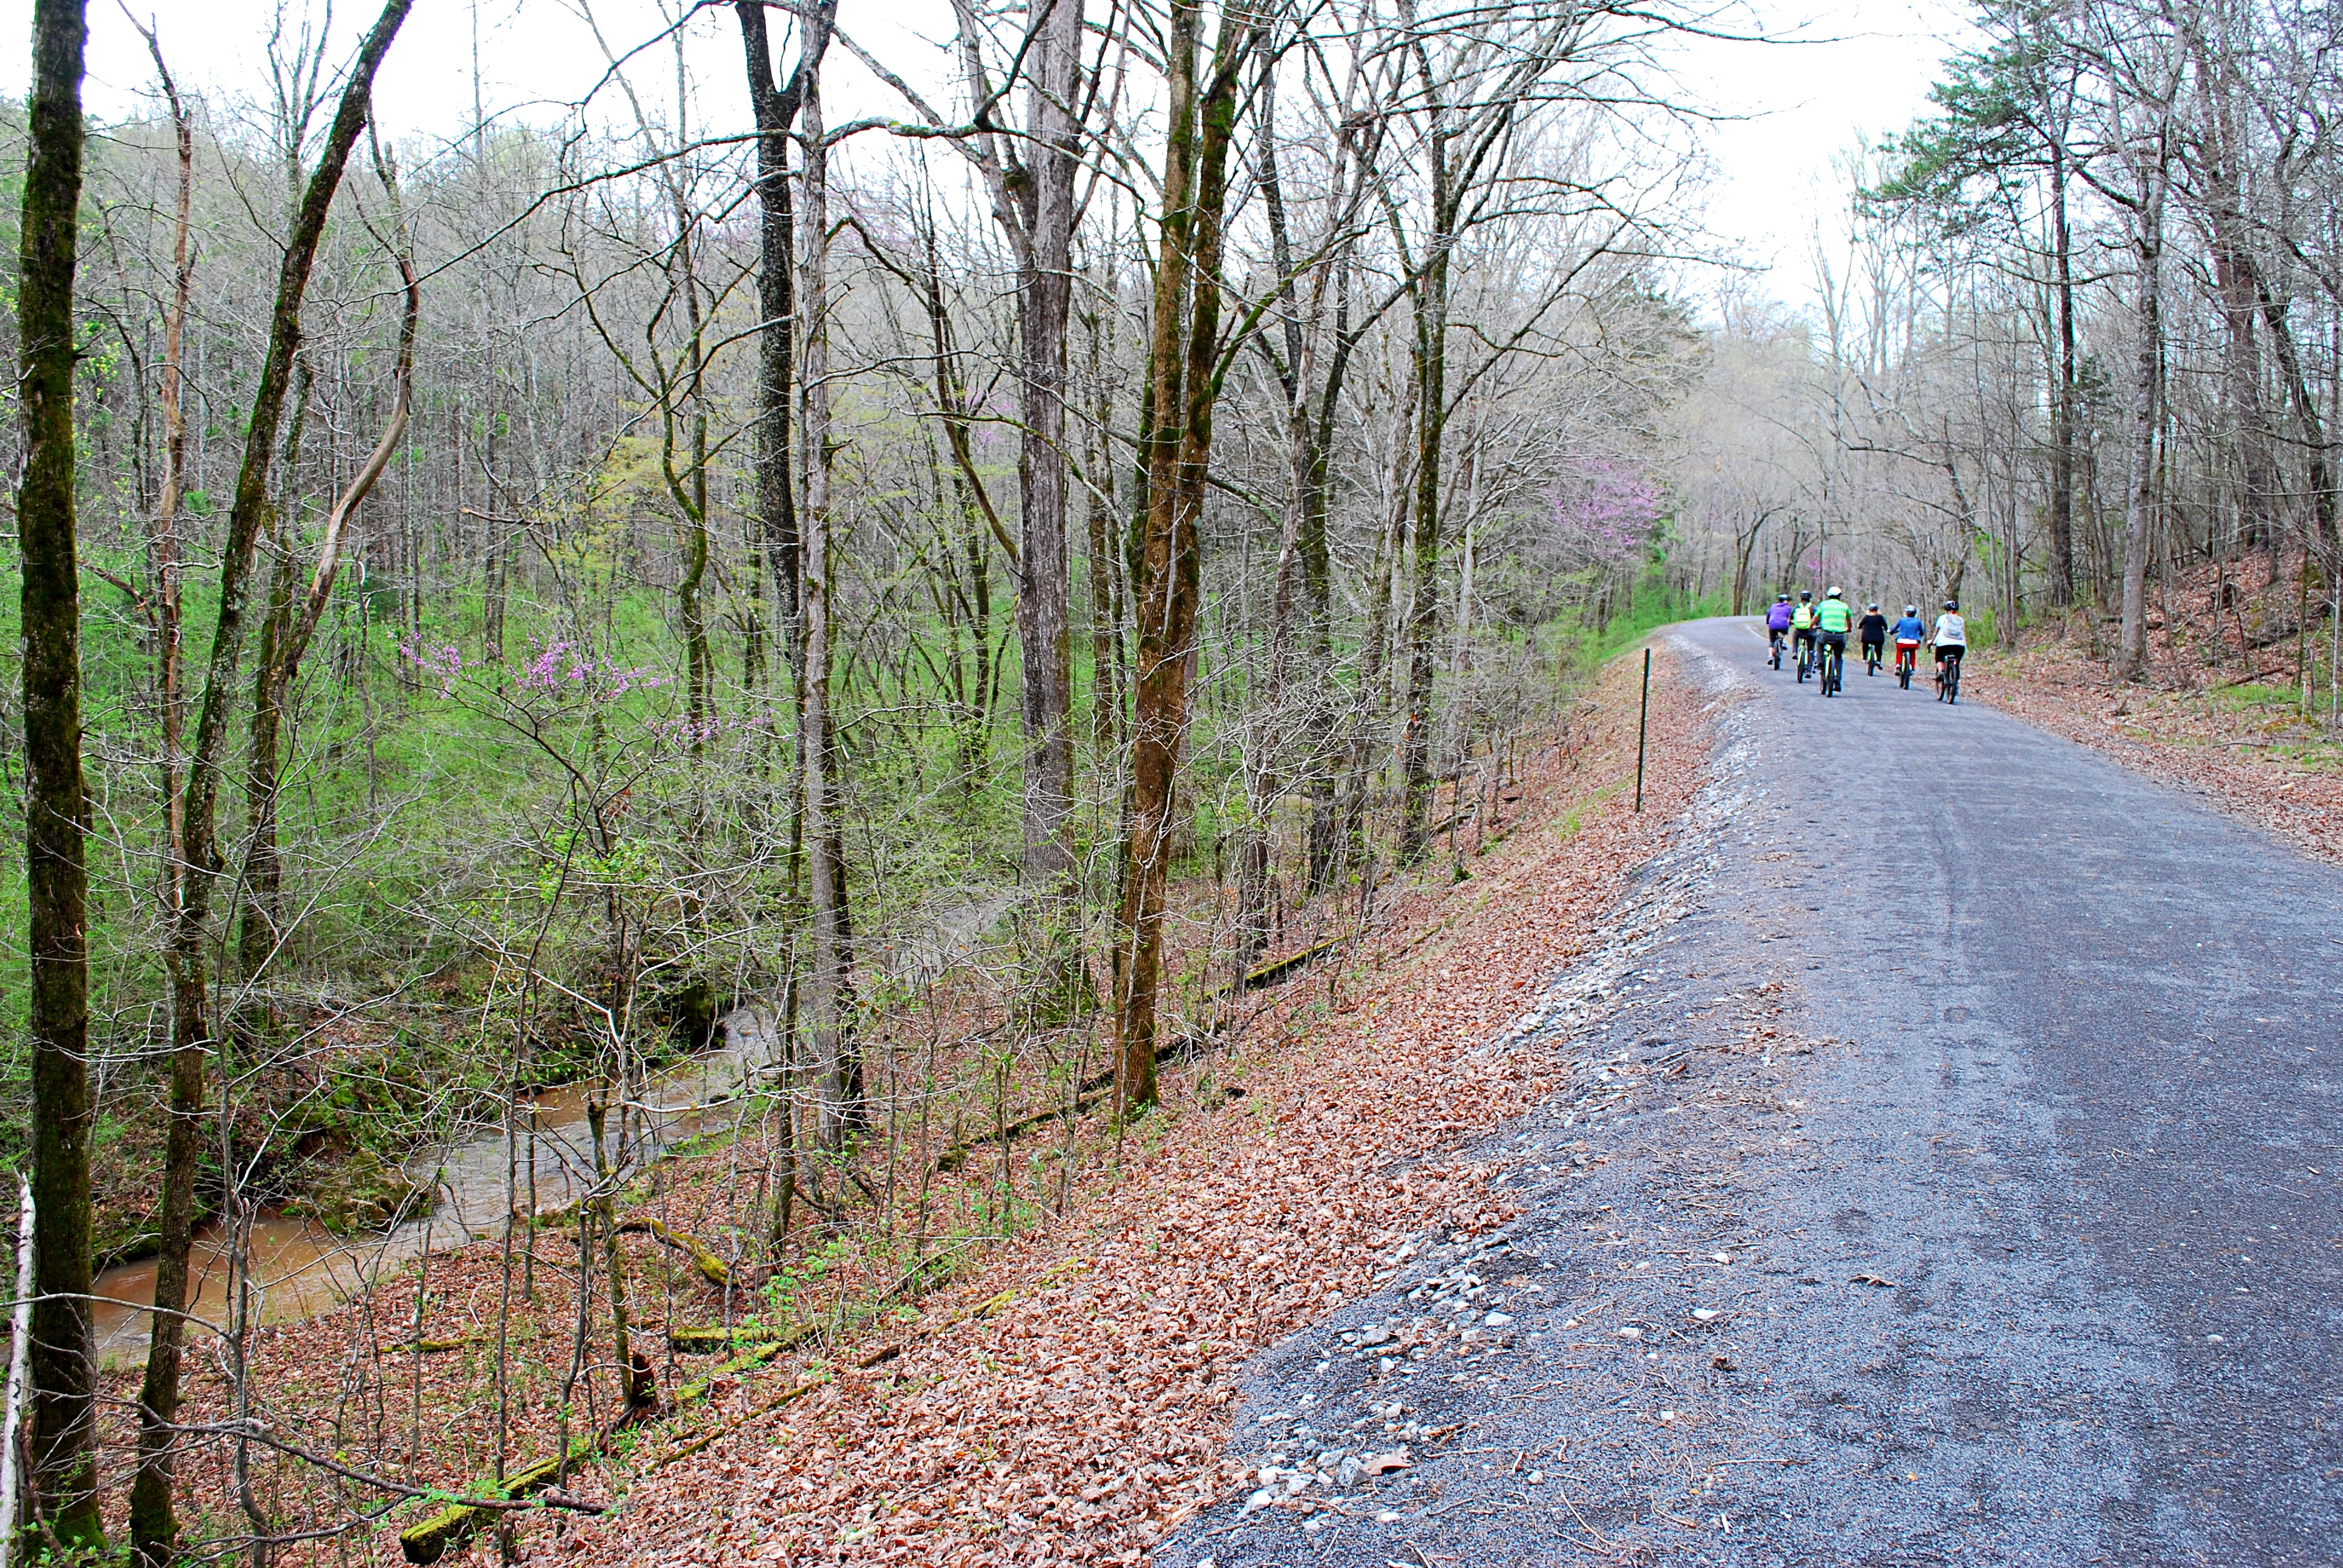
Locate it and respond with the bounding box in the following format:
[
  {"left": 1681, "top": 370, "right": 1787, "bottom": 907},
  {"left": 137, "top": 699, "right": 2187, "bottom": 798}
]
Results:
[{"left": 545, "top": 641, "right": 1728, "bottom": 1567}]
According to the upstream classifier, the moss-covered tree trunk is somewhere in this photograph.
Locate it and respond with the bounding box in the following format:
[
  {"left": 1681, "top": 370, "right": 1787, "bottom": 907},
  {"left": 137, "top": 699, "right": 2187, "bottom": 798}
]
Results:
[
  {"left": 136, "top": 7, "right": 413, "bottom": 1560},
  {"left": 1397, "top": 114, "right": 1452, "bottom": 866},
  {"left": 13, "top": 1, "right": 106, "bottom": 1555},
  {"left": 1114, "top": 0, "right": 1256, "bottom": 1110}
]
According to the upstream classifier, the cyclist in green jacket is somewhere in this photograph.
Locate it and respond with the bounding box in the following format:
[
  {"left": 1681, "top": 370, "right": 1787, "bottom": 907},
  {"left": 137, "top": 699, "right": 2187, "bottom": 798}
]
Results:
[
  {"left": 1816, "top": 587, "right": 1853, "bottom": 685},
  {"left": 1789, "top": 591, "right": 1819, "bottom": 668}
]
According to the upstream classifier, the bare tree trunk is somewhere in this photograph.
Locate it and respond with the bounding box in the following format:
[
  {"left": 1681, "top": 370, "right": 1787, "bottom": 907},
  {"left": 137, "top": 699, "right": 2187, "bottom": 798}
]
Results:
[
  {"left": 1014, "top": 0, "right": 1087, "bottom": 1015},
  {"left": 586, "top": 1098, "right": 652, "bottom": 1414},
  {"left": 2212, "top": 235, "right": 2280, "bottom": 554},
  {"left": 482, "top": 516, "right": 506, "bottom": 663},
  {"left": 1338, "top": 373, "right": 1417, "bottom": 882},
  {"left": 235, "top": 146, "right": 417, "bottom": 1019},
  {"left": 1300, "top": 218, "right": 1371, "bottom": 893},
  {"left": 145, "top": 7, "right": 411, "bottom": 1556},
  {"left": 14, "top": 1, "right": 106, "bottom": 1553},
  {"left": 1114, "top": 0, "right": 1256, "bottom": 1109},
  {"left": 2253, "top": 267, "right": 2338, "bottom": 557},
  {"left": 2049, "top": 145, "right": 2078, "bottom": 607},
  {"left": 1237, "top": 54, "right": 1305, "bottom": 972},
  {"left": 799, "top": 71, "right": 858, "bottom": 1145},
  {"left": 1083, "top": 301, "right": 1125, "bottom": 763},
  {"left": 2192, "top": 42, "right": 2281, "bottom": 557},
  {"left": 126, "top": 33, "right": 199, "bottom": 1560},
  {"left": 673, "top": 234, "right": 713, "bottom": 739},
  {"left": 2120, "top": 200, "right": 2165, "bottom": 681},
  {"left": 739, "top": 0, "right": 830, "bottom": 1249},
  {"left": 739, "top": 0, "right": 827, "bottom": 676},
  {"left": 144, "top": 16, "right": 192, "bottom": 897},
  {"left": 237, "top": 540, "right": 297, "bottom": 1001}
]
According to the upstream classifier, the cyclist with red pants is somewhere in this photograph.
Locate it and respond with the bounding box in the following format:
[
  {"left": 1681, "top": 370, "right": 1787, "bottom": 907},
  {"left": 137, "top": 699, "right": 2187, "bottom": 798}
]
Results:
[{"left": 1891, "top": 604, "right": 1926, "bottom": 686}]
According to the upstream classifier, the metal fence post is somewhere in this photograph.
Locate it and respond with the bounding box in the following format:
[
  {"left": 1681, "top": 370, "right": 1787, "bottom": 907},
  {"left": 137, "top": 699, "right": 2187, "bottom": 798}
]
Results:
[{"left": 1635, "top": 647, "right": 1651, "bottom": 812}]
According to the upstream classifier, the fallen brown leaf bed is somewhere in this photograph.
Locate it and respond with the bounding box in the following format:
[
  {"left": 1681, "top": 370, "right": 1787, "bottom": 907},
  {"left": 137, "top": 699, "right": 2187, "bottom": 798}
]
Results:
[
  {"left": 528, "top": 645, "right": 1717, "bottom": 1566},
  {"left": 96, "top": 642, "right": 1715, "bottom": 1566}
]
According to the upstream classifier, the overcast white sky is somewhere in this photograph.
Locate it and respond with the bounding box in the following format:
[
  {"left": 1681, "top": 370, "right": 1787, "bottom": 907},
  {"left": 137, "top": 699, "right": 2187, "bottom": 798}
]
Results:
[{"left": 0, "top": 0, "right": 1973, "bottom": 308}]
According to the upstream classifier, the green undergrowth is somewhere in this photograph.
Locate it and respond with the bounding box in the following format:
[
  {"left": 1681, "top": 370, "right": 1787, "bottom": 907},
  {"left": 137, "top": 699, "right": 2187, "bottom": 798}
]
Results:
[{"left": 0, "top": 521, "right": 1713, "bottom": 1275}]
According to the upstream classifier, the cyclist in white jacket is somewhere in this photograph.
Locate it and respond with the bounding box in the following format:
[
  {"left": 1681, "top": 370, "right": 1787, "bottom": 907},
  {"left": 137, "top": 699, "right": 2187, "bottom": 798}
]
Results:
[{"left": 1931, "top": 599, "right": 1967, "bottom": 681}]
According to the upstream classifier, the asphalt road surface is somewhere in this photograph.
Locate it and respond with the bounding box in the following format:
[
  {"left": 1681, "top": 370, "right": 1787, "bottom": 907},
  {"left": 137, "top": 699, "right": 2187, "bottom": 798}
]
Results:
[{"left": 1161, "top": 616, "right": 2342, "bottom": 1567}]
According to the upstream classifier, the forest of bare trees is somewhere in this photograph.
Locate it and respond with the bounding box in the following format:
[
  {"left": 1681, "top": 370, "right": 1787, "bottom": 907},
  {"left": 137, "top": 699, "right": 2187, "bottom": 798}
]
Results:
[
  {"left": 8, "top": 0, "right": 2337, "bottom": 1556},
  {"left": 1674, "top": 0, "right": 2343, "bottom": 713},
  {"left": 0, "top": 0, "right": 1723, "bottom": 1557}
]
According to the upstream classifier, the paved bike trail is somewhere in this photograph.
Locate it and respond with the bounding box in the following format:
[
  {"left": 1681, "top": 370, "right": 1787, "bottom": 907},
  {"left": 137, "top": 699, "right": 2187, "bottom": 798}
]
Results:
[{"left": 1163, "top": 615, "right": 2341, "bottom": 1567}]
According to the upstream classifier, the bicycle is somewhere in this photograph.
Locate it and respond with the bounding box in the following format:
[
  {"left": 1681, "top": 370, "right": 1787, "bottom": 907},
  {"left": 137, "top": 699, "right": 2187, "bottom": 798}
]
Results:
[
  {"left": 1769, "top": 627, "right": 1785, "bottom": 670},
  {"left": 1894, "top": 641, "right": 1919, "bottom": 690},
  {"left": 1935, "top": 648, "right": 1963, "bottom": 704},
  {"left": 1820, "top": 638, "right": 1844, "bottom": 697},
  {"left": 1863, "top": 641, "right": 1883, "bottom": 676},
  {"left": 1795, "top": 636, "right": 1814, "bottom": 683}
]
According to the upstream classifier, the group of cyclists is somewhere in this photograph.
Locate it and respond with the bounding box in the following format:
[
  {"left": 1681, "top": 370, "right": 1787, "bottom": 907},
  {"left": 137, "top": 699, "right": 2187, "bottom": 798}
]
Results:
[{"left": 1761, "top": 587, "right": 1968, "bottom": 702}]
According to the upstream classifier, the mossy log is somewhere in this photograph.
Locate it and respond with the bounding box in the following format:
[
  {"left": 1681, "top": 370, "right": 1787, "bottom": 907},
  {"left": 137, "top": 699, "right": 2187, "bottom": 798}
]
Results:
[
  {"left": 398, "top": 1434, "right": 597, "bottom": 1564},
  {"left": 667, "top": 1323, "right": 756, "bottom": 1355},
  {"left": 666, "top": 1317, "right": 817, "bottom": 1356},
  {"left": 617, "top": 1216, "right": 731, "bottom": 1287},
  {"left": 667, "top": 1324, "right": 815, "bottom": 1406},
  {"left": 1219, "top": 933, "right": 1345, "bottom": 997},
  {"left": 402, "top": 1331, "right": 818, "bottom": 1560}
]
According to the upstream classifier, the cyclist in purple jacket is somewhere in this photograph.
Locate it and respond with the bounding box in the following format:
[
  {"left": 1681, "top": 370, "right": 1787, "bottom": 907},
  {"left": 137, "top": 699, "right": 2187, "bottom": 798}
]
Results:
[{"left": 1764, "top": 595, "right": 1793, "bottom": 666}]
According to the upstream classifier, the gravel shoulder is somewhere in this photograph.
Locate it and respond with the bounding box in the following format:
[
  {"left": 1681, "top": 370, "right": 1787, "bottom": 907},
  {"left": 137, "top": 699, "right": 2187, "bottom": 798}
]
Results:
[{"left": 1158, "top": 617, "right": 2343, "bottom": 1568}]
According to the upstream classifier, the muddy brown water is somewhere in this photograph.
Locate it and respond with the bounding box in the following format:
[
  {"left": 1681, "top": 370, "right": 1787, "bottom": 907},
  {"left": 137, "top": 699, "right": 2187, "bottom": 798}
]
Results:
[
  {"left": 86, "top": 891, "right": 1017, "bottom": 1369},
  {"left": 88, "top": 1011, "right": 783, "bottom": 1368}
]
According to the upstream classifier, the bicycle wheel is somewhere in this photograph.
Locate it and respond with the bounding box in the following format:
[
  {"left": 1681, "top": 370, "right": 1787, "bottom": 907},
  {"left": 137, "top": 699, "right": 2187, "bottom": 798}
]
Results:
[{"left": 1946, "top": 657, "right": 1961, "bottom": 704}]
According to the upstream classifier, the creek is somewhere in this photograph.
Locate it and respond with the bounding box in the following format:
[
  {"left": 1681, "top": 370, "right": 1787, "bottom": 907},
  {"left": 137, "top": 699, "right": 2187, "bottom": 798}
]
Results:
[
  {"left": 88, "top": 1011, "right": 783, "bottom": 1368},
  {"left": 85, "top": 889, "right": 1015, "bottom": 1368}
]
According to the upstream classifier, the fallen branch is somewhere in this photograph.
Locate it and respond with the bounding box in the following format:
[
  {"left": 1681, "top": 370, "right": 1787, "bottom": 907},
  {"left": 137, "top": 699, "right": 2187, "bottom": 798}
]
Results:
[
  {"left": 618, "top": 1216, "right": 732, "bottom": 1287},
  {"left": 932, "top": 1072, "right": 1119, "bottom": 1173},
  {"left": 1204, "top": 932, "right": 1348, "bottom": 1005},
  {"left": 398, "top": 1434, "right": 604, "bottom": 1564}
]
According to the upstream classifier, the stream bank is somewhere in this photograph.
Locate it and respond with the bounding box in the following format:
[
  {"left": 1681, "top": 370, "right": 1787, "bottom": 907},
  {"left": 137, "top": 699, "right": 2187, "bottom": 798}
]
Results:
[
  {"left": 89, "top": 1010, "right": 784, "bottom": 1367},
  {"left": 85, "top": 889, "right": 1023, "bottom": 1367}
]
